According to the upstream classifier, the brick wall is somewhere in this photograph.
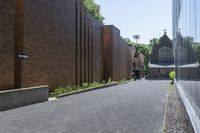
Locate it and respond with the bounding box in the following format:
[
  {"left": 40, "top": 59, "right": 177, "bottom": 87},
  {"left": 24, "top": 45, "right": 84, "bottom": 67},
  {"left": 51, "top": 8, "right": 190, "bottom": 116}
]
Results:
[
  {"left": 134, "top": 53, "right": 145, "bottom": 70},
  {"left": 112, "top": 26, "right": 121, "bottom": 81},
  {"left": 103, "top": 25, "right": 133, "bottom": 81},
  {"left": 102, "top": 26, "right": 113, "bottom": 80},
  {"left": 133, "top": 52, "right": 145, "bottom": 78},
  {"left": 128, "top": 46, "right": 136, "bottom": 79},
  {"left": 91, "top": 19, "right": 103, "bottom": 82},
  {"left": 119, "top": 39, "right": 128, "bottom": 79},
  {"left": 0, "top": 0, "right": 15, "bottom": 90},
  {"left": 22, "top": 0, "right": 77, "bottom": 89},
  {"left": 0, "top": 0, "right": 133, "bottom": 91},
  {"left": 77, "top": 4, "right": 103, "bottom": 85},
  {"left": 21, "top": 0, "right": 103, "bottom": 89}
]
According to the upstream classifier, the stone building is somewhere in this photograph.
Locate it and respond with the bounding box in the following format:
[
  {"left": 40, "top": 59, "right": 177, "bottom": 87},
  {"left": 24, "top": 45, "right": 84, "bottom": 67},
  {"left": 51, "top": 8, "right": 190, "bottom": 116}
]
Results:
[{"left": 148, "top": 32, "right": 174, "bottom": 79}]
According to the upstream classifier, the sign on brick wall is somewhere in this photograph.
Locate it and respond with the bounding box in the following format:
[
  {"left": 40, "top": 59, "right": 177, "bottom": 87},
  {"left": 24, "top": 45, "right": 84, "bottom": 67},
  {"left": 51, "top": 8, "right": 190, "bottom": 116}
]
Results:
[{"left": 16, "top": 52, "right": 28, "bottom": 60}]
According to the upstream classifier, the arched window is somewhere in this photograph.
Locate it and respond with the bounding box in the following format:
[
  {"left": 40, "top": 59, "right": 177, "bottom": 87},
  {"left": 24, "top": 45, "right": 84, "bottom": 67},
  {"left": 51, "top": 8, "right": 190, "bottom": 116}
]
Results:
[{"left": 159, "top": 47, "right": 173, "bottom": 63}]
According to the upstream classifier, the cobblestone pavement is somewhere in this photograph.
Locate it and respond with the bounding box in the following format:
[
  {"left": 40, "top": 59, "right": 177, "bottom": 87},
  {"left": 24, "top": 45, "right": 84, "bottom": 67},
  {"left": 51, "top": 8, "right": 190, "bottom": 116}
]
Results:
[{"left": 0, "top": 80, "right": 168, "bottom": 133}]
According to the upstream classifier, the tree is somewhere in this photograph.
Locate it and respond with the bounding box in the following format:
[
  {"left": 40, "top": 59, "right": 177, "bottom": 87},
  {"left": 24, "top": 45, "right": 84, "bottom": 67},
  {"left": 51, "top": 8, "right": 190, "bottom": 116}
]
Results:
[
  {"left": 183, "top": 36, "right": 194, "bottom": 45},
  {"left": 194, "top": 42, "right": 200, "bottom": 63},
  {"left": 149, "top": 38, "right": 159, "bottom": 53},
  {"left": 123, "top": 38, "right": 132, "bottom": 45},
  {"left": 134, "top": 44, "right": 150, "bottom": 58},
  {"left": 82, "top": 0, "right": 105, "bottom": 22}
]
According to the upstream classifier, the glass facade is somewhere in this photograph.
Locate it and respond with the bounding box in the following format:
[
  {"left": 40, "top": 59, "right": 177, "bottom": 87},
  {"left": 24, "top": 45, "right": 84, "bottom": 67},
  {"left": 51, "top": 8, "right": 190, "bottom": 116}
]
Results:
[{"left": 173, "top": 0, "right": 200, "bottom": 120}]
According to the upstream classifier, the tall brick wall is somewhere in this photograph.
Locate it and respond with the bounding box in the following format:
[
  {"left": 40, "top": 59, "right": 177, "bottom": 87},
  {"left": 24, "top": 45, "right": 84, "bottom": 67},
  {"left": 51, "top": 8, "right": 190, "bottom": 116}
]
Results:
[
  {"left": 112, "top": 26, "right": 121, "bottom": 81},
  {"left": 119, "top": 39, "right": 128, "bottom": 79},
  {"left": 0, "top": 0, "right": 15, "bottom": 90},
  {"left": 0, "top": 0, "right": 133, "bottom": 91},
  {"left": 22, "top": 0, "right": 77, "bottom": 89},
  {"left": 21, "top": 0, "right": 103, "bottom": 89},
  {"left": 119, "top": 40, "right": 134, "bottom": 80},
  {"left": 103, "top": 25, "right": 133, "bottom": 81},
  {"left": 77, "top": 4, "right": 103, "bottom": 85},
  {"left": 133, "top": 52, "right": 145, "bottom": 78},
  {"left": 91, "top": 20, "right": 103, "bottom": 82},
  {"left": 136, "top": 53, "right": 145, "bottom": 70},
  {"left": 102, "top": 26, "right": 113, "bottom": 81},
  {"left": 127, "top": 46, "right": 136, "bottom": 79}
]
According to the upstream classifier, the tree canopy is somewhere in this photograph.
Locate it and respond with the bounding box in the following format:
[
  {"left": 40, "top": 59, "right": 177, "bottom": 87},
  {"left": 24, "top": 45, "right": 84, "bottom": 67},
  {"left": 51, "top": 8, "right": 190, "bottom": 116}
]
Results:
[
  {"left": 193, "top": 42, "right": 200, "bottom": 63},
  {"left": 82, "top": 0, "right": 105, "bottom": 22},
  {"left": 123, "top": 38, "right": 150, "bottom": 59},
  {"left": 149, "top": 38, "right": 159, "bottom": 52},
  {"left": 123, "top": 38, "right": 132, "bottom": 45}
]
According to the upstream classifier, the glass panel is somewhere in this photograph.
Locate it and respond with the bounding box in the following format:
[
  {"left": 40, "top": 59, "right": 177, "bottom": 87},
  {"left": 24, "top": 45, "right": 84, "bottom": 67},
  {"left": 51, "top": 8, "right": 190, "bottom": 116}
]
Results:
[
  {"left": 174, "top": 0, "right": 200, "bottom": 119},
  {"left": 195, "top": 0, "right": 200, "bottom": 118}
]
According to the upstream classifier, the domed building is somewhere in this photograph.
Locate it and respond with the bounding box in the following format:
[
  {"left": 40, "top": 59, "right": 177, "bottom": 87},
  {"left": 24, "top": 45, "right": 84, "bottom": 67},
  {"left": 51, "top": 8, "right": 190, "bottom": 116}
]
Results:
[{"left": 148, "top": 31, "right": 174, "bottom": 79}]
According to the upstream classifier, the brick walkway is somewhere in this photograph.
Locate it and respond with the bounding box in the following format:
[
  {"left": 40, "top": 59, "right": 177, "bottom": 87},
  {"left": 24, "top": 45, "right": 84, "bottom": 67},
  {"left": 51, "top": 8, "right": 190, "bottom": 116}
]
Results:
[{"left": 0, "top": 80, "right": 168, "bottom": 133}]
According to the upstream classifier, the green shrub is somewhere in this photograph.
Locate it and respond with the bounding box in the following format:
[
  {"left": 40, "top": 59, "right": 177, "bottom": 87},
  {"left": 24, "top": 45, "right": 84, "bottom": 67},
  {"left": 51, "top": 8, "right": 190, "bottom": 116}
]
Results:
[
  {"left": 169, "top": 71, "right": 176, "bottom": 85},
  {"left": 82, "top": 83, "right": 89, "bottom": 89},
  {"left": 119, "top": 79, "right": 127, "bottom": 83},
  {"left": 169, "top": 71, "right": 176, "bottom": 80},
  {"left": 102, "top": 80, "right": 106, "bottom": 84},
  {"left": 49, "top": 80, "right": 113, "bottom": 98},
  {"left": 107, "top": 78, "right": 112, "bottom": 83}
]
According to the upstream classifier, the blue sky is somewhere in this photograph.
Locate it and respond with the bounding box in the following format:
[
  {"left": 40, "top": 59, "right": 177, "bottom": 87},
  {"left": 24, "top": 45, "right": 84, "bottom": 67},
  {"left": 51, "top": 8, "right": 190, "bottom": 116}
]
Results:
[{"left": 95, "top": 0, "right": 172, "bottom": 44}]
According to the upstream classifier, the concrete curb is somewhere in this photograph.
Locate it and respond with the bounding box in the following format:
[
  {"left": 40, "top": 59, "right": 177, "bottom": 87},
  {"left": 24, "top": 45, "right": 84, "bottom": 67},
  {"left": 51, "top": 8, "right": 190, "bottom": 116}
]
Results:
[
  {"left": 119, "top": 79, "right": 136, "bottom": 85},
  {"left": 0, "top": 85, "right": 49, "bottom": 111},
  {"left": 58, "top": 82, "right": 119, "bottom": 98}
]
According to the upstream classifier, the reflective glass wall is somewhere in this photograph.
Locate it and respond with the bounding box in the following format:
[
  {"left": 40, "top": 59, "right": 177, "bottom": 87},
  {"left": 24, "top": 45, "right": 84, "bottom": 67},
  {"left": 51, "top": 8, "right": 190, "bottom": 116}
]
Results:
[{"left": 173, "top": 0, "right": 200, "bottom": 119}]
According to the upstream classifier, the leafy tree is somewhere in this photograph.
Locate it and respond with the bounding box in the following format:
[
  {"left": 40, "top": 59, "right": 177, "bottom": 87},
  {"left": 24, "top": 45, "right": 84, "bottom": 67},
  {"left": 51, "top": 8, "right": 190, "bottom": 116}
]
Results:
[
  {"left": 82, "top": 0, "right": 105, "bottom": 22},
  {"left": 194, "top": 42, "right": 200, "bottom": 63},
  {"left": 183, "top": 36, "right": 194, "bottom": 45},
  {"left": 134, "top": 44, "right": 150, "bottom": 58},
  {"left": 149, "top": 38, "right": 159, "bottom": 53},
  {"left": 123, "top": 38, "right": 132, "bottom": 45},
  {"left": 150, "top": 38, "right": 159, "bottom": 45}
]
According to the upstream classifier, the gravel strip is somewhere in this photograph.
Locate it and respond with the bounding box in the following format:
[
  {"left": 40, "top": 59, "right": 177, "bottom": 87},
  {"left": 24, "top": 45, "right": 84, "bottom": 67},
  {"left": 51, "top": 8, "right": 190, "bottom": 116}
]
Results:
[{"left": 164, "top": 84, "right": 194, "bottom": 133}]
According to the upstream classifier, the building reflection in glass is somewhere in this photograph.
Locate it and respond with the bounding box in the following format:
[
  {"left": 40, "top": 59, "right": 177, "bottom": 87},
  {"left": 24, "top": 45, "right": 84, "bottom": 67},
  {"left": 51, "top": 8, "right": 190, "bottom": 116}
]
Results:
[{"left": 173, "top": 0, "right": 200, "bottom": 120}]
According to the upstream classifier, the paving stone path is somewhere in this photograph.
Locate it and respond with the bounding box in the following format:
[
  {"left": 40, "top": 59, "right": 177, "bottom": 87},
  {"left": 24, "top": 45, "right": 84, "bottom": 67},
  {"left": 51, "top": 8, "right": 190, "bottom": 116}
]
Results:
[{"left": 0, "top": 80, "right": 168, "bottom": 133}]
